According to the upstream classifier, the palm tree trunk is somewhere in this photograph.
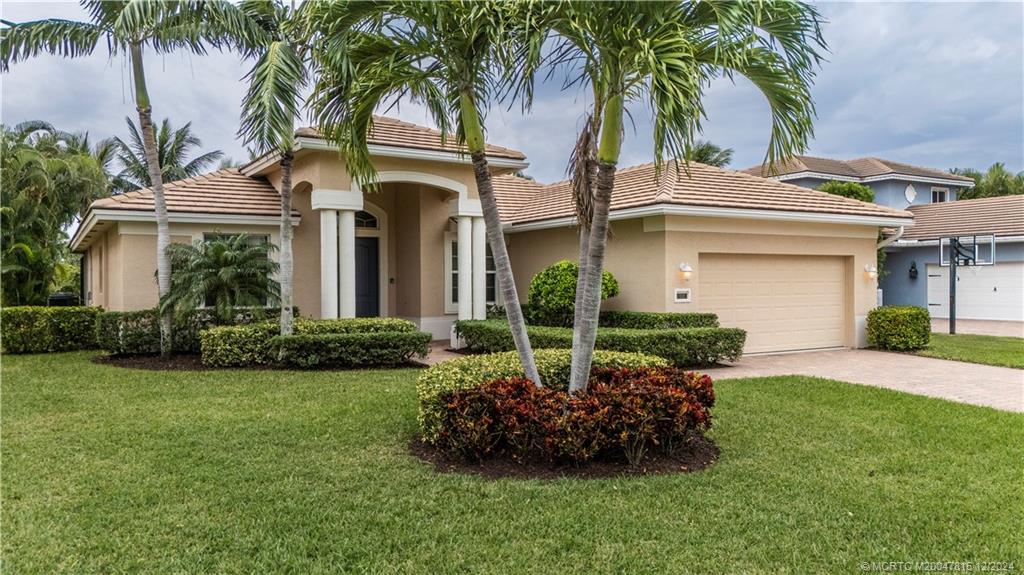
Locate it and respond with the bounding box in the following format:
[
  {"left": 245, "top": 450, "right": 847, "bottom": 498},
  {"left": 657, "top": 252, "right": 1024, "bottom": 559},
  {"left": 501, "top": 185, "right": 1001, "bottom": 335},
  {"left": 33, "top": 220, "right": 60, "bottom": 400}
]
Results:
[
  {"left": 568, "top": 94, "right": 623, "bottom": 393},
  {"left": 131, "top": 42, "right": 172, "bottom": 357},
  {"left": 572, "top": 224, "right": 589, "bottom": 326},
  {"left": 279, "top": 150, "right": 294, "bottom": 336},
  {"left": 461, "top": 92, "right": 542, "bottom": 386}
]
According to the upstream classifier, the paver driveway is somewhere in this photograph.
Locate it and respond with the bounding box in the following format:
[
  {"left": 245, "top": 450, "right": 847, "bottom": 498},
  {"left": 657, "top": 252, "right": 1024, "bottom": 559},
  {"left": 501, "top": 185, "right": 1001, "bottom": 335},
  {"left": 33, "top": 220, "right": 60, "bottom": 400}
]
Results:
[{"left": 704, "top": 349, "right": 1024, "bottom": 413}]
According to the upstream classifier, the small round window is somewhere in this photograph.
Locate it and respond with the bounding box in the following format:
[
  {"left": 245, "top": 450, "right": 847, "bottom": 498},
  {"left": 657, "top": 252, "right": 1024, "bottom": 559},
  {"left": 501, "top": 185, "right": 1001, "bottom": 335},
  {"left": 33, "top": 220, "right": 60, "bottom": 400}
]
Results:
[{"left": 354, "top": 210, "right": 378, "bottom": 229}]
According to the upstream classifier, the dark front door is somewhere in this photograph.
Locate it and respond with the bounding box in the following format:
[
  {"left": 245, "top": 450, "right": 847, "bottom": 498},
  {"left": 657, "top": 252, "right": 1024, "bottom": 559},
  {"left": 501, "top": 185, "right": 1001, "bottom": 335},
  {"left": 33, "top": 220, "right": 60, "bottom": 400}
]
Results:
[{"left": 355, "top": 237, "right": 380, "bottom": 317}]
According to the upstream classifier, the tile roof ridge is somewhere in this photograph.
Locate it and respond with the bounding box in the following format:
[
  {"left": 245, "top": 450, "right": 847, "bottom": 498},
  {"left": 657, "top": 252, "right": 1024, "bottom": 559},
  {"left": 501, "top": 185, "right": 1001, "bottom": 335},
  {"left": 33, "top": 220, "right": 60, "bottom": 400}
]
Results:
[{"left": 728, "top": 165, "right": 910, "bottom": 216}]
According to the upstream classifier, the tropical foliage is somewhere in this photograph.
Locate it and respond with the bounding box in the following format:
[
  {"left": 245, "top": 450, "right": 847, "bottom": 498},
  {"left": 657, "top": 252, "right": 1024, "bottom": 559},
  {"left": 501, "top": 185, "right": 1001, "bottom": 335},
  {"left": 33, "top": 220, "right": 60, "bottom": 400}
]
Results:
[
  {"left": 159, "top": 235, "right": 280, "bottom": 324},
  {"left": 816, "top": 180, "right": 874, "bottom": 203},
  {"left": 951, "top": 163, "right": 1024, "bottom": 200},
  {"left": 306, "top": 0, "right": 546, "bottom": 383},
  {"left": 1, "top": 121, "right": 107, "bottom": 305},
  {"left": 0, "top": 0, "right": 241, "bottom": 355},
  {"left": 548, "top": 1, "right": 826, "bottom": 392},
  {"left": 686, "top": 140, "right": 734, "bottom": 167},
  {"left": 110, "top": 116, "right": 223, "bottom": 193}
]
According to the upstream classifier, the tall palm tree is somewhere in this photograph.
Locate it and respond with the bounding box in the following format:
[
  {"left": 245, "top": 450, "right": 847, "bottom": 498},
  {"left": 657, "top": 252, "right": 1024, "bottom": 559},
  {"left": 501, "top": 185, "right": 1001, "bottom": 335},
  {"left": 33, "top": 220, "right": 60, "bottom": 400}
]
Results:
[
  {"left": 953, "top": 163, "right": 1024, "bottom": 199},
  {"left": 687, "top": 140, "right": 734, "bottom": 168},
  {"left": 1, "top": 0, "right": 215, "bottom": 355},
  {"left": 307, "top": 0, "right": 546, "bottom": 384},
  {"left": 112, "top": 116, "right": 224, "bottom": 193},
  {"left": 208, "top": 0, "right": 318, "bottom": 337},
  {"left": 551, "top": 1, "right": 825, "bottom": 392}
]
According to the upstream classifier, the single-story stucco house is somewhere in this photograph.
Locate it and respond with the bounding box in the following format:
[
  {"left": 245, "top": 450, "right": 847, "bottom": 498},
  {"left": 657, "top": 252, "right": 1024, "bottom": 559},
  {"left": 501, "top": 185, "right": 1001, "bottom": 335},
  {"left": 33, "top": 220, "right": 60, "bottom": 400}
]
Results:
[{"left": 71, "top": 116, "right": 914, "bottom": 354}]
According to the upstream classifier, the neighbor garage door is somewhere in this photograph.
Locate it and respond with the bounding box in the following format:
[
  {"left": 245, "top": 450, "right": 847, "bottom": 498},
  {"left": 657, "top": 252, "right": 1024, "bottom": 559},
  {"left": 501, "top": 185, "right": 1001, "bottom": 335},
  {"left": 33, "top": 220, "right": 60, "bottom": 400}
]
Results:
[
  {"left": 699, "top": 254, "right": 847, "bottom": 353},
  {"left": 927, "top": 262, "right": 1024, "bottom": 321}
]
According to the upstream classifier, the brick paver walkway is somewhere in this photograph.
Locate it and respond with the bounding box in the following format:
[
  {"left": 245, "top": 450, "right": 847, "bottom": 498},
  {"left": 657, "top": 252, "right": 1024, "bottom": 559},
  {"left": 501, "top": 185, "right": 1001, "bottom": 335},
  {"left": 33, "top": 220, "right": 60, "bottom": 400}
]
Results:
[
  {"left": 703, "top": 349, "right": 1023, "bottom": 412},
  {"left": 931, "top": 319, "right": 1023, "bottom": 338}
]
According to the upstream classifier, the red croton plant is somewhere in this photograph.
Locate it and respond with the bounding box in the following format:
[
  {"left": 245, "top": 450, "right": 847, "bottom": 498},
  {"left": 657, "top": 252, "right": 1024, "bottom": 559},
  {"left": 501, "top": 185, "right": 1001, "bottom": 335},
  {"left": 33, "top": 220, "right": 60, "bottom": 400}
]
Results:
[{"left": 437, "top": 367, "right": 715, "bottom": 466}]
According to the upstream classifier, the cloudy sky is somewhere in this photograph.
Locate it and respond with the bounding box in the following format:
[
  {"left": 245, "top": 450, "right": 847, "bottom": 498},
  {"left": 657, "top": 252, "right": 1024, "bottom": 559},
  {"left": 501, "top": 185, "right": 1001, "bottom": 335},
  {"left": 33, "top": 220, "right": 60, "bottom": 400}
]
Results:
[{"left": 2, "top": 1, "right": 1021, "bottom": 184}]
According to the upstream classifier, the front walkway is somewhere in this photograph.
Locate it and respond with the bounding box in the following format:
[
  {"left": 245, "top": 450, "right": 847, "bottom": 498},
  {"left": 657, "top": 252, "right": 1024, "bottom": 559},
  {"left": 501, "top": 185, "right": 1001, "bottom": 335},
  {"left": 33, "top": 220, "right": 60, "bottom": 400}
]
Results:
[
  {"left": 704, "top": 349, "right": 1024, "bottom": 413},
  {"left": 930, "top": 318, "right": 1023, "bottom": 338}
]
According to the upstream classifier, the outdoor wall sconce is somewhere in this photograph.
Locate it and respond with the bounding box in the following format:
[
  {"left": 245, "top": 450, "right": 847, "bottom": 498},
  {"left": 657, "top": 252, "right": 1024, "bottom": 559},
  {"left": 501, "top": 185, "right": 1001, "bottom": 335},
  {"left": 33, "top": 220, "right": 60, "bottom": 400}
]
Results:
[
  {"left": 678, "top": 263, "right": 693, "bottom": 281},
  {"left": 909, "top": 261, "right": 918, "bottom": 280},
  {"left": 864, "top": 264, "right": 878, "bottom": 280}
]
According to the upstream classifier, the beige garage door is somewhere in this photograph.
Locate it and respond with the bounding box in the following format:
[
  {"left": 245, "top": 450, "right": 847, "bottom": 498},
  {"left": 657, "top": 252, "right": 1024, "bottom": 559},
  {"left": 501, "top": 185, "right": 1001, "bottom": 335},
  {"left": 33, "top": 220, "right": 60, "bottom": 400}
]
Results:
[{"left": 699, "top": 254, "right": 847, "bottom": 353}]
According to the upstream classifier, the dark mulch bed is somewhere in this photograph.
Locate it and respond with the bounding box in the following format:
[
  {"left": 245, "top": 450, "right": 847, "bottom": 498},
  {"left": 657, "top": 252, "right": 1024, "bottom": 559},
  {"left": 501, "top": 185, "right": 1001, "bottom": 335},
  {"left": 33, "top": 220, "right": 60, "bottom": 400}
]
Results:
[
  {"left": 410, "top": 434, "right": 719, "bottom": 480},
  {"left": 91, "top": 354, "right": 423, "bottom": 372}
]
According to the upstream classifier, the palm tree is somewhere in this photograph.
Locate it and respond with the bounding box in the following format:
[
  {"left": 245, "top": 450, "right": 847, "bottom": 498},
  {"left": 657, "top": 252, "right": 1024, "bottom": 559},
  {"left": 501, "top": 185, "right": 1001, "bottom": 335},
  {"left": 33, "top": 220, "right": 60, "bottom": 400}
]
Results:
[
  {"left": 208, "top": 0, "right": 318, "bottom": 338},
  {"left": 1, "top": 121, "right": 107, "bottom": 305},
  {"left": 1, "top": 0, "right": 218, "bottom": 355},
  {"left": 307, "top": 0, "right": 546, "bottom": 384},
  {"left": 551, "top": 1, "right": 825, "bottom": 392},
  {"left": 686, "top": 140, "right": 734, "bottom": 168},
  {"left": 953, "top": 163, "right": 1024, "bottom": 200},
  {"left": 111, "top": 116, "right": 224, "bottom": 193},
  {"left": 159, "top": 235, "right": 280, "bottom": 324}
]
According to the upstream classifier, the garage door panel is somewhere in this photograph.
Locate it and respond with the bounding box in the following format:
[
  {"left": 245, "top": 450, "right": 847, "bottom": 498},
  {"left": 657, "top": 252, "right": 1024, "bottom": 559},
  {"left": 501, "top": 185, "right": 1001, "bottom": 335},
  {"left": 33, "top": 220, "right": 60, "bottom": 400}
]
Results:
[
  {"left": 926, "top": 263, "right": 1024, "bottom": 321},
  {"left": 699, "top": 254, "right": 847, "bottom": 353}
]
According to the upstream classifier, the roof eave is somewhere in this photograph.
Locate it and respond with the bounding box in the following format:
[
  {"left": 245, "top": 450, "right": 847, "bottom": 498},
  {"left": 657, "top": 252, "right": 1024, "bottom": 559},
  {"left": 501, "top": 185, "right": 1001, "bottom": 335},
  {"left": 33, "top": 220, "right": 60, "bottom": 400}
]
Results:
[
  {"left": 772, "top": 170, "right": 973, "bottom": 187},
  {"left": 504, "top": 203, "right": 915, "bottom": 233},
  {"left": 241, "top": 137, "right": 529, "bottom": 178},
  {"left": 70, "top": 208, "right": 300, "bottom": 252}
]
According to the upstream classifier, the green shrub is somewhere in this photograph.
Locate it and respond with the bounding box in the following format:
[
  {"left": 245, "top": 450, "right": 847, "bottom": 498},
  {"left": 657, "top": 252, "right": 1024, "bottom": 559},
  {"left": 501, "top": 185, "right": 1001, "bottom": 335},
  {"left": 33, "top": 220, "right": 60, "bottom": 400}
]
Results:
[
  {"left": 867, "top": 306, "right": 931, "bottom": 351},
  {"left": 271, "top": 331, "right": 431, "bottom": 368},
  {"left": 527, "top": 260, "right": 619, "bottom": 327},
  {"left": 817, "top": 180, "right": 874, "bottom": 203},
  {"left": 455, "top": 320, "right": 745, "bottom": 367},
  {"left": 96, "top": 307, "right": 297, "bottom": 356},
  {"left": 417, "top": 348, "right": 668, "bottom": 443},
  {"left": 1, "top": 306, "right": 100, "bottom": 353},
  {"left": 598, "top": 310, "right": 719, "bottom": 329},
  {"left": 200, "top": 317, "right": 421, "bottom": 367}
]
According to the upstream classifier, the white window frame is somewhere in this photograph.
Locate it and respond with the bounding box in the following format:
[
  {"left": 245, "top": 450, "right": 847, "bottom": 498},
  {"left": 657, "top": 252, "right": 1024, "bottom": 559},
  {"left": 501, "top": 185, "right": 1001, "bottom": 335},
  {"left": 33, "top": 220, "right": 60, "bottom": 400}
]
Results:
[
  {"left": 444, "top": 231, "right": 501, "bottom": 314},
  {"left": 931, "top": 187, "right": 949, "bottom": 203}
]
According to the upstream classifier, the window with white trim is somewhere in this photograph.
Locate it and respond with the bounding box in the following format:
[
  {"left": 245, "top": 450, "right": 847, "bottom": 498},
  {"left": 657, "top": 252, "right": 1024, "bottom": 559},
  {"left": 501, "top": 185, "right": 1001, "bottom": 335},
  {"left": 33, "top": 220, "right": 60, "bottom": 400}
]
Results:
[
  {"left": 444, "top": 232, "right": 499, "bottom": 313},
  {"left": 354, "top": 210, "right": 378, "bottom": 229},
  {"left": 931, "top": 188, "right": 948, "bottom": 203}
]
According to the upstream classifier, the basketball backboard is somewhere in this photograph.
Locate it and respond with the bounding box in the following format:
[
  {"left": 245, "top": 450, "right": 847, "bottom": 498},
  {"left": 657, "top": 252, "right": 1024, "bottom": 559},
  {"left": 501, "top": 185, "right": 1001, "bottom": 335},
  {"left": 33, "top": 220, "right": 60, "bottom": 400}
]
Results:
[{"left": 939, "top": 235, "right": 995, "bottom": 267}]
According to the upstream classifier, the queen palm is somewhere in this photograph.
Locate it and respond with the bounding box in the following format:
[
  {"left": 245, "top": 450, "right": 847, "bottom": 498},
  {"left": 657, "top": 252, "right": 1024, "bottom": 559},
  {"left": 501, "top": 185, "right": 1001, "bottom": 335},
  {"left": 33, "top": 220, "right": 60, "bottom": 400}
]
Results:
[
  {"left": 0, "top": 0, "right": 216, "bottom": 355},
  {"left": 307, "top": 0, "right": 546, "bottom": 384},
  {"left": 111, "top": 116, "right": 224, "bottom": 194},
  {"left": 551, "top": 1, "right": 826, "bottom": 392}
]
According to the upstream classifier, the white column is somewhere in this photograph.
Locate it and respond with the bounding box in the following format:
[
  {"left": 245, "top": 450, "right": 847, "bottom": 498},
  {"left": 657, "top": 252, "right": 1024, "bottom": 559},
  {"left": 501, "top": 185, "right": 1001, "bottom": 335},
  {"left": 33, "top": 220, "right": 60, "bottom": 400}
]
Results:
[
  {"left": 457, "top": 215, "right": 473, "bottom": 321},
  {"left": 319, "top": 209, "right": 339, "bottom": 318},
  {"left": 471, "top": 217, "right": 487, "bottom": 320},
  {"left": 338, "top": 209, "right": 357, "bottom": 318}
]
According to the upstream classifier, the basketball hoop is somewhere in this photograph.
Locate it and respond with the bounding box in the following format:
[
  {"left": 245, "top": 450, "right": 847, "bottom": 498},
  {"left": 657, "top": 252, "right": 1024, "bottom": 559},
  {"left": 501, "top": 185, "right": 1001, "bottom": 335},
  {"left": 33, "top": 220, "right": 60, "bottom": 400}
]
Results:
[{"left": 941, "top": 234, "right": 997, "bottom": 335}]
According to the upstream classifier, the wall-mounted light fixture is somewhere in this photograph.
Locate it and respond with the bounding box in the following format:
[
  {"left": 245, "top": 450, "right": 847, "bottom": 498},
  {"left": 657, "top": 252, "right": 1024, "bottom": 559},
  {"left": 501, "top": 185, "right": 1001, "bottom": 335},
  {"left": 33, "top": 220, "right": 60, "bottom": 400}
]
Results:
[
  {"left": 678, "top": 263, "right": 693, "bottom": 281},
  {"left": 909, "top": 261, "right": 918, "bottom": 280},
  {"left": 864, "top": 264, "right": 878, "bottom": 279}
]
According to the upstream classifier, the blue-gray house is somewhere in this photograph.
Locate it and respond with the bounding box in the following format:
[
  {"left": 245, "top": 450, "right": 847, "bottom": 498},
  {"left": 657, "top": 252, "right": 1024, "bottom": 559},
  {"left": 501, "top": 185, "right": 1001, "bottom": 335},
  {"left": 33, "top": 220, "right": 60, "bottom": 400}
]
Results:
[{"left": 744, "top": 156, "right": 1023, "bottom": 325}]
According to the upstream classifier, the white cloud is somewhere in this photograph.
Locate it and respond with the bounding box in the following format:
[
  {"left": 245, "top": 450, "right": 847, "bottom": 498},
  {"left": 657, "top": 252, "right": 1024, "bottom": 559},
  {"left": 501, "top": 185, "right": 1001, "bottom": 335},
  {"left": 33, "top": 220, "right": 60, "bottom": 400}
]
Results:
[{"left": 1, "top": 0, "right": 1021, "bottom": 184}]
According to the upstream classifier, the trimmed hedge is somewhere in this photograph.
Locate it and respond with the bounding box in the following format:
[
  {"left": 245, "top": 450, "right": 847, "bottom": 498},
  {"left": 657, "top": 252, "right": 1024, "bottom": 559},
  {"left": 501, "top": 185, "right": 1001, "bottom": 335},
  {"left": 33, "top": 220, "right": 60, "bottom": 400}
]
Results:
[
  {"left": 1, "top": 306, "right": 101, "bottom": 353},
  {"left": 455, "top": 319, "right": 745, "bottom": 367},
  {"left": 96, "top": 307, "right": 297, "bottom": 356},
  {"left": 598, "top": 310, "right": 719, "bottom": 329},
  {"left": 436, "top": 367, "right": 715, "bottom": 465},
  {"left": 417, "top": 348, "right": 668, "bottom": 443},
  {"left": 867, "top": 306, "right": 931, "bottom": 351},
  {"left": 200, "top": 317, "right": 422, "bottom": 367},
  {"left": 271, "top": 331, "right": 431, "bottom": 368},
  {"left": 527, "top": 260, "right": 619, "bottom": 327}
]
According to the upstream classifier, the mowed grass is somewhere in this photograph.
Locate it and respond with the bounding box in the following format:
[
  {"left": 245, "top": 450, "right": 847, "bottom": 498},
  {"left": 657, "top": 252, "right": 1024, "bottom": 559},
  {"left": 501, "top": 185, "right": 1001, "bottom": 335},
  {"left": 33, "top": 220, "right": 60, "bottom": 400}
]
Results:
[
  {"left": 3, "top": 353, "right": 1022, "bottom": 574},
  {"left": 918, "top": 332, "right": 1024, "bottom": 369}
]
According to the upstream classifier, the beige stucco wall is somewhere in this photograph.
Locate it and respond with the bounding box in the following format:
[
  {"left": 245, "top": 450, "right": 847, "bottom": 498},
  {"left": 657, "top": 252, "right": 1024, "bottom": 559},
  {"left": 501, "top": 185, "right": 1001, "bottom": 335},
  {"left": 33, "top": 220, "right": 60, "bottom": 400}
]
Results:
[{"left": 506, "top": 215, "right": 880, "bottom": 348}]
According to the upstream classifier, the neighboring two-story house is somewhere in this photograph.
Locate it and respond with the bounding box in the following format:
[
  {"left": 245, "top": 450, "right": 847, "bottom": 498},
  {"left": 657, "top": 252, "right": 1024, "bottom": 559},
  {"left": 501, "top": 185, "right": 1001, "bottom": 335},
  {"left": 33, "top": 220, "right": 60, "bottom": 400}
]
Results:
[{"left": 745, "top": 156, "right": 1023, "bottom": 325}]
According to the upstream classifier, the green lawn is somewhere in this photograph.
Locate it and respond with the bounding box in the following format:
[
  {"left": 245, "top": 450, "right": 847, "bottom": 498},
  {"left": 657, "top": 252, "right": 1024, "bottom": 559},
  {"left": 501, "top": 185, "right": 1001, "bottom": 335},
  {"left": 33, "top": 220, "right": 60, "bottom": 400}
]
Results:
[
  {"left": 3, "top": 353, "right": 1021, "bottom": 574},
  {"left": 917, "top": 332, "right": 1024, "bottom": 369}
]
